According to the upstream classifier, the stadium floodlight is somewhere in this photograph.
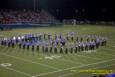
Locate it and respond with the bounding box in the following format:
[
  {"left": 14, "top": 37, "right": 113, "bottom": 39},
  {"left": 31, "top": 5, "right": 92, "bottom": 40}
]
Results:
[
  {"left": 102, "top": 9, "right": 106, "bottom": 12},
  {"left": 75, "top": 9, "right": 78, "bottom": 13},
  {"left": 82, "top": 9, "right": 85, "bottom": 12}
]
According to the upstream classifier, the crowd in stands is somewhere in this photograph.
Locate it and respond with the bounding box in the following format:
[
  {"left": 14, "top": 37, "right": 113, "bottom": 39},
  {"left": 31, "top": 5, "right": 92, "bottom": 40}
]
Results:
[{"left": 0, "top": 9, "right": 57, "bottom": 24}]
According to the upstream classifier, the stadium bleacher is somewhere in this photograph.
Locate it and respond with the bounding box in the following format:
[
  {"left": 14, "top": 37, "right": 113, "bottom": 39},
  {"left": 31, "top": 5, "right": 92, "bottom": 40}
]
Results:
[
  {"left": 0, "top": 9, "right": 60, "bottom": 30},
  {"left": 0, "top": 9, "right": 58, "bottom": 24}
]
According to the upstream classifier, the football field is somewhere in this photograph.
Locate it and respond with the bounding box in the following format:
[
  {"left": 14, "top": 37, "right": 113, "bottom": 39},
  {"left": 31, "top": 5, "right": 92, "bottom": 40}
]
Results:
[{"left": 0, "top": 25, "right": 115, "bottom": 77}]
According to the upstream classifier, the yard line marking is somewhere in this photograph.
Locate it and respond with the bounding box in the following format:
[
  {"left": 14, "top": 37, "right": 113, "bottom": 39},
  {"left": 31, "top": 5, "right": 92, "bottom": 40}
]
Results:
[
  {"left": 59, "top": 56, "right": 83, "bottom": 64},
  {"left": 74, "top": 54, "right": 100, "bottom": 60},
  {"left": 61, "top": 54, "right": 100, "bottom": 65},
  {"left": 98, "top": 52, "right": 115, "bottom": 57},
  {"left": 0, "top": 48, "right": 114, "bottom": 76},
  {"left": 37, "top": 55, "right": 83, "bottom": 65},
  {"left": 102, "top": 47, "right": 115, "bottom": 52},
  {"left": 1, "top": 63, "right": 12, "bottom": 67},
  {"left": 38, "top": 57, "right": 82, "bottom": 65},
  {"left": 33, "top": 58, "right": 115, "bottom": 77},
  {"left": 108, "top": 44, "right": 115, "bottom": 47},
  {"left": 98, "top": 48, "right": 115, "bottom": 57},
  {"left": 63, "top": 30, "right": 72, "bottom": 32},
  {"left": 37, "top": 56, "right": 82, "bottom": 65},
  {"left": 0, "top": 66, "right": 32, "bottom": 77},
  {"left": 91, "top": 64, "right": 115, "bottom": 69},
  {"left": 59, "top": 63, "right": 115, "bottom": 77},
  {"left": 58, "top": 58, "right": 82, "bottom": 65},
  {"left": 0, "top": 53, "right": 59, "bottom": 70}
]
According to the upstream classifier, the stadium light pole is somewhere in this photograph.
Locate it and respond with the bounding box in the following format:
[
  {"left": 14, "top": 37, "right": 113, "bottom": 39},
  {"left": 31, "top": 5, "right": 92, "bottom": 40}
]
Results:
[
  {"left": 56, "top": 9, "right": 59, "bottom": 19},
  {"left": 36, "top": 0, "right": 40, "bottom": 11},
  {"left": 82, "top": 9, "right": 85, "bottom": 20},
  {"left": 102, "top": 9, "right": 106, "bottom": 20},
  {"left": 34, "top": 0, "right": 36, "bottom": 11},
  {"left": 75, "top": 9, "right": 78, "bottom": 20}
]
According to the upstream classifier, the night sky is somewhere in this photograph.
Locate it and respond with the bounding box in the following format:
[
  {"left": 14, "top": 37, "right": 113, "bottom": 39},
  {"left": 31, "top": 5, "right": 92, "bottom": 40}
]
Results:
[{"left": 0, "top": 0, "right": 115, "bottom": 21}]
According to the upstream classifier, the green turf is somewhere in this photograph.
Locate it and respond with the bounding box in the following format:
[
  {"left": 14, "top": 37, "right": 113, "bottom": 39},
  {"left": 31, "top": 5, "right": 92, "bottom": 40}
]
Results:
[{"left": 0, "top": 24, "right": 115, "bottom": 77}]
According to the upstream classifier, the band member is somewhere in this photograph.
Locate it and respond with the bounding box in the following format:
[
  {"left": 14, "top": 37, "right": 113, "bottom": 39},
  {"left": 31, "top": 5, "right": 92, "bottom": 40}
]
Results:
[
  {"left": 65, "top": 47, "right": 68, "bottom": 54},
  {"left": 45, "top": 45, "right": 48, "bottom": 53},
  {"left": 60, "top": 47, "right": 63, "bottom": 53},
  {"left": 32, "top": 45, "right": 34, "bottom": 51},
  {"left": 36, "top": 45, "right": 39, "bottom": 51},
  {"left": 49, "top": 45, "right": 53, "bottom": 53},
  {"left": 8, "top": 42, "right": 11, "bottom": 47},
  {"left": 19, "top": 43, "right": 21, "bottom": 49},
  {"left": 70, "top": 47, "right": 73, "bottom": 53},
  {"left": 53, "top": 42, "right": 57, "bottom": 53},
  {"left": 42, "top": 45, "right": 44, "bottom": 53},
  {"left": 23, "top": 44, "right": 26, "bottom": 49},
  {"left": 75, "top": 45, "right": 78, "bottom": 53},
  {"left": 27, "top": 44, "right": 29, "bottom": 50}
]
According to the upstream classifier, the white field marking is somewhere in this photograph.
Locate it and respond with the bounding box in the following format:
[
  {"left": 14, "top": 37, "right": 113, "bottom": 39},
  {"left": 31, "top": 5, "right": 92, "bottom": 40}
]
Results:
[
  {"left": 0, "top": 53, "right": 59, "bottom": 70},
  {"left": 37, "top": 55, "right": 61, "bottom": 60},
  {"left": 108, "top": 39, "right": 115, "bottom": 41},
  {"left": 1, "top": 63, "right": 12, "bottom": 67},
  {"left": 76, "top": 48, "right": 115, "bottom": 60},
  {"left": 45, "top": 55, "right": 82, "bottom": 64},
  {"left": 106, "top": 48, "right": 115, "bottom": 52},
  {"left": 107, "top": 44, "right": 115, "bottom": 47},
  {"left": 98, "top": 52, "right": 115, "bottom": 57},
  {"left": 74, "top": 53, "right": 101, "bottom": 60},
  {"left": 63, "top": 51, "right": 100, "bottom": 64},
  {"left": 63, "top": 30, "right": 72, "bottom": 32},
  {"left": 108, "top": 45, "right": 115, "bottom": 48},
  {"left": 98, "top": 48, "right": 115, "bottom": 57},
  {"left": 83, "top": 50, "right": 97, "bottom": 53},
  {"left": 1, "top": 66, "right": 32, "bottom": 77},
  {"left": 102, "top": 47, "right": 115, "bottom": 51},
  {"left": 33, "top": 58, "right": 115, "bottom": 77},
  {"left": 44, "top": 55, "right": 61, "bottom": 60},
  {"left": 90, "top": 63, "right": 115, "bottom": 70},
  {"left": 37, "top": 56, "right": 82, "bottom": 65},
  {"left": 56, "top": 56, "right": 82, "bottom": 64},
  {"left": 45, "top": 56, "right": 54, "bottom": 60},
  {"left": 60, "top": 63, "right": 115, "bottom": 77},
  {"left": 58, "top": 58, "right": 82, "bottom": 65}
]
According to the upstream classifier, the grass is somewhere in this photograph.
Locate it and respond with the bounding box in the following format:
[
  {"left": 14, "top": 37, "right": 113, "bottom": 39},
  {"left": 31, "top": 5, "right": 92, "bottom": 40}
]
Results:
[{"left": 0, "top": 24, "right": 115, "bottom": 77}]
